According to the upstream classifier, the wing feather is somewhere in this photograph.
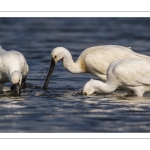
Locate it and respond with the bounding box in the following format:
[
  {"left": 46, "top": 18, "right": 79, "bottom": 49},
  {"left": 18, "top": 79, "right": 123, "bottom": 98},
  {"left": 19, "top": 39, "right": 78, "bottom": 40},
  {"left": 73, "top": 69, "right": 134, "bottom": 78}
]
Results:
[{"left": 112, "top": 59, "right": 150, "bottom": 86}]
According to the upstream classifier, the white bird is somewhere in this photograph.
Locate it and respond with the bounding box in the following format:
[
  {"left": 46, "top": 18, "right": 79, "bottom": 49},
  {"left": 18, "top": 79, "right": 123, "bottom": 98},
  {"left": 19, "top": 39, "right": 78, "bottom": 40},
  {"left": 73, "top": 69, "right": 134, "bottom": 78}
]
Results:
[
  {"left": 0, "top": 46, "right": 29, "bottom": 95},
  {"left": 43, "top": 45, "right": 150, "bottom": 89},
  {"left": 83, "top": 58, "right": 150, "bottom": 97}
]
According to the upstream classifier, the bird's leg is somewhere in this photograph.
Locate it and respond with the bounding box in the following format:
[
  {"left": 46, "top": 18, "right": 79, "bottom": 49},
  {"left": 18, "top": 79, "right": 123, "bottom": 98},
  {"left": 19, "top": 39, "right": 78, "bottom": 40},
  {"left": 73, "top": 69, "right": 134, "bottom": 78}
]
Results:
[
  {"left": 11, "top": 85, "right": 14, "bottom": 90},
  {"left": 21, "top": 75, "right": 27, "bottom": 88},
  {"left": 123, "top": 90, "right": 135, "bottom": 96},
  {"left": 134, "top": 89, "right": 144, "bottom": 97},
  {"left": 0, "top": 84, "right": 4, "bottom": 93}
]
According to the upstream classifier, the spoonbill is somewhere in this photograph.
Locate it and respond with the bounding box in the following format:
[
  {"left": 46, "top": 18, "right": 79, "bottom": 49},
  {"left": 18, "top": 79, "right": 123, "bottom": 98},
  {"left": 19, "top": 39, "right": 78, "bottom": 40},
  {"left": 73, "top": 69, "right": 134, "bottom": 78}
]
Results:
[
  {"left": 43, "top": 45, "right": 150, "bottom": 89},
  {"left": 0, "top": 46, "right": 29, "bottom": 95},
  {"left": 83, "top": 58, "right": 150, "bottom": 97}
]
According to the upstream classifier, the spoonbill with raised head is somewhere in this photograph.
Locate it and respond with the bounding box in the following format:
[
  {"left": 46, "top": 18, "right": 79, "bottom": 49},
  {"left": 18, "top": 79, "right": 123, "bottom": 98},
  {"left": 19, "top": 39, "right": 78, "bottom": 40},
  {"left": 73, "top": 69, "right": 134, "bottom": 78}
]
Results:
[
  {"left": 83, "top": 58, "right": 150, "bottom": 97},
  {"left": 0, "top": 46, "right": 29, "bottom": 95},
  {"left": 43, "top": 45, "right": 150, "bottom": 90}
]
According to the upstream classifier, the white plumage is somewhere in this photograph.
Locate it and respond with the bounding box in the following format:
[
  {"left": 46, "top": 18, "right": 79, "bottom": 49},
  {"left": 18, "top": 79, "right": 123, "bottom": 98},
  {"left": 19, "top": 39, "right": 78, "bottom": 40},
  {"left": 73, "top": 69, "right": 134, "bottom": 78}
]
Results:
[
  {"left": 43, "top": 45, "right": 150, "bottom": 89},
  {"left": 83, "top": 58, "right": 150, "bottom": 97},
  {"left": 0, "top": 46, "right": 29, "bottom": 95}
]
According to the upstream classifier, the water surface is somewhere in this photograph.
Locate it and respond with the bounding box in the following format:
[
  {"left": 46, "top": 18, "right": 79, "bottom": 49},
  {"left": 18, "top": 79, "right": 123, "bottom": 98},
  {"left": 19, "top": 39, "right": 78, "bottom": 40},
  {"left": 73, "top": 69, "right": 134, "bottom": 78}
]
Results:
[{"left": 0, "top": 18, "right": 150, "bottom": 132}]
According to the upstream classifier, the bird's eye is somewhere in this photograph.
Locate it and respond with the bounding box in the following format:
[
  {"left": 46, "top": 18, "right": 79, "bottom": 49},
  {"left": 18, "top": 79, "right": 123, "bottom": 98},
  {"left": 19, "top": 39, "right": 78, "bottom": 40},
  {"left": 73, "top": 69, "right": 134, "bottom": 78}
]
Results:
[{"left": 54, "top": 56, "right": 57, "bottom": 58}]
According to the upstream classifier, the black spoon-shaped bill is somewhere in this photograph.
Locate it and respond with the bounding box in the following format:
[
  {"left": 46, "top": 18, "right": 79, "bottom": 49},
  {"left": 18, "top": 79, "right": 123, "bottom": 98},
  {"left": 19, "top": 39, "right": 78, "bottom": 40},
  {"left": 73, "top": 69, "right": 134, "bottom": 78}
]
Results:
[
  {"left": 13, "top": 83, "right": 21, "bottom": 96},
  {"left": 43, "top": 58, "right": 56, "bottom": 90}
]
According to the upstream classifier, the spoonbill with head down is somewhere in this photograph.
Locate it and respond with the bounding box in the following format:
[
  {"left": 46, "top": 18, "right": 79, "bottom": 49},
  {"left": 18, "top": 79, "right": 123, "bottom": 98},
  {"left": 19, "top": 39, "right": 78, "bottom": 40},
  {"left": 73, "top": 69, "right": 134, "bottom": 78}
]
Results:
[
  {"left": 0, "top": 46, "right": 29, "bottom": 95},
  {"left": 43, "top": 45, "right": 150, "bottom": 89},
  {"left": 83, "top": 58, "right": 150, "bottom": 97}
]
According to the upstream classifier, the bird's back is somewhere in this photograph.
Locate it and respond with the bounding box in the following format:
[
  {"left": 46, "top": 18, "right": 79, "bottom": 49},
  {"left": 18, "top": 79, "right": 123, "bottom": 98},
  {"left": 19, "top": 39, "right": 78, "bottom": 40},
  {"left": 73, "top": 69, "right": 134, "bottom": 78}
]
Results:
[
  {"left": 0, "top": 50, "right": 28, "bottom": 77},
  {"left": 76, "top": 45, "right": 150, "bottom": 80},
  {"left": 108, "top": 58, "right": 150, "bottom": 86}
]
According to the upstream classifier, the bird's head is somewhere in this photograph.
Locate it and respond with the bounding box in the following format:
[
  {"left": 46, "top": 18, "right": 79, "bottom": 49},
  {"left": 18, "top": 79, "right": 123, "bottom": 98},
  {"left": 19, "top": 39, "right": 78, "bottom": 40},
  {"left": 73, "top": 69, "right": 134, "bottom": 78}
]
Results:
[
  {"left": 51, "top": 47, "right": 68, "bottom": 63},
  {"left": 83, "top": 79, "right": 95, "bottom": 95},
  {"left": 10, "top": 71, "right": 22, "bottom": 96}
]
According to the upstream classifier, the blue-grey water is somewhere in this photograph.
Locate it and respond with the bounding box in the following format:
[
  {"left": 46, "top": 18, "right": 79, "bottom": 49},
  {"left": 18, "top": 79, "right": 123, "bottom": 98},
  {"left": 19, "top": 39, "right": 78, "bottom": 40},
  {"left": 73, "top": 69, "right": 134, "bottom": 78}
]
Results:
[{"left": 0, "top": 18, "right": 150, "bottom": 132}]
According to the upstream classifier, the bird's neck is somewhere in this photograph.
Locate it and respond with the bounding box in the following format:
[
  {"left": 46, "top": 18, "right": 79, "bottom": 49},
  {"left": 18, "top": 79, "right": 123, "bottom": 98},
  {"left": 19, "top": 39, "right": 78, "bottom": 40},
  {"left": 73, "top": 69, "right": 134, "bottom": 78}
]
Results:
[
  {"left": 62, "top": 51, "right": 85, "bottom": 73},
  {"left": 92, "top": 80, "right": 117, "bottom": 93}
]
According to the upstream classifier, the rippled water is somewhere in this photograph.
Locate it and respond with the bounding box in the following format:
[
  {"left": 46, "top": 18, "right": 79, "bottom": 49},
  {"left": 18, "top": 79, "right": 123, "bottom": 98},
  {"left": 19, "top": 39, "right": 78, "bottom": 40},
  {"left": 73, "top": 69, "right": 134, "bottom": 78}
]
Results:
[{"left": 0, "top": 18, "right": 150, "bottom": 132}]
